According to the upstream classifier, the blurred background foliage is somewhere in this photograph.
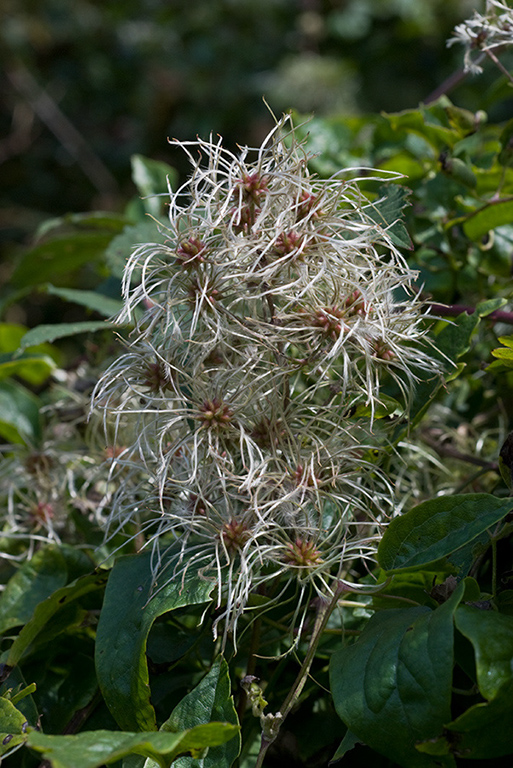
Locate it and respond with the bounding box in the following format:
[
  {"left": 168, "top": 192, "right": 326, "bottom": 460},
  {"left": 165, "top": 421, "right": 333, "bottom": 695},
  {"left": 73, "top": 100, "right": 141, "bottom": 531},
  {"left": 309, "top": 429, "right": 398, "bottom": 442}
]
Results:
[
  {"left": 0, "top": 0, "right": 492, "bottom": 233},
  {"left": 3, "top": 6, "right": 513, "bottom": 762}
]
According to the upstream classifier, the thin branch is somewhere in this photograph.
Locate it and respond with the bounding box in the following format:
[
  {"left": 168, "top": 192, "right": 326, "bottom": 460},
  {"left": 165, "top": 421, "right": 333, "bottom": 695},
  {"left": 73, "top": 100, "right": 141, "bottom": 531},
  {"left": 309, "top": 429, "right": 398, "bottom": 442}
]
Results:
[
  {"left": 485, "top": 47, "right": 513, "bottom": 87},
  {"left": 430, "top": 303, "right": 513, "bottom": 326},
  {"left": 421, "top": 429, "right": 499, "bottom": 470},
  {"left": 424, "top": 52, "right": 486, "bottom": 104},
  {"left": 254, "top": 586, "right": 343, "bottom": 768},
  {"left": 7, "top": 64, "right": 119, "bottom": 199}
]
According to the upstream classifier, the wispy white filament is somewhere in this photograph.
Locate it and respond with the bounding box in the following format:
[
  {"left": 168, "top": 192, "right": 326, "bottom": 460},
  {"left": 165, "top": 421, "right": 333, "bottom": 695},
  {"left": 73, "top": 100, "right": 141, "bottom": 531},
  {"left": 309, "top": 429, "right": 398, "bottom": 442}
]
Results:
[{"left": 93, "top": 115, "right": 438, "bottom": 642}]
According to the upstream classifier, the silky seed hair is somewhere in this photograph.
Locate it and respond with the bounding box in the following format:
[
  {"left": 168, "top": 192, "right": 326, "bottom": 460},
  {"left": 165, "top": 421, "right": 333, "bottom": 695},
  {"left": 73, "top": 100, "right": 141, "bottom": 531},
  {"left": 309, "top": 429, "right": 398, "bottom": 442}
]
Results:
[{"left": 92, "top": 115, "right": 438, "bottom": 643}]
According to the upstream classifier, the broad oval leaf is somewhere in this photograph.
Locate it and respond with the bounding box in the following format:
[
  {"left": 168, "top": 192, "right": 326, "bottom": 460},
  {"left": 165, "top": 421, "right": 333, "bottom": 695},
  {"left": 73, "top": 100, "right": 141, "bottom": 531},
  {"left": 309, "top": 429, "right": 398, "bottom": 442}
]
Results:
[
  {"left": 455, "top": 605, "right": 513, "bottom": 701},
  {"left": 95, "top": 551, "right": 215, "bottom": 732},
  {"left": 330, "top": 583, "right": 464, "bottom": 768},
  {"left": 154, "top": 656, "right": 241, "bottom": 768},
  {"left": 378, "top": 494, "right": 513, "bottom": 574}
]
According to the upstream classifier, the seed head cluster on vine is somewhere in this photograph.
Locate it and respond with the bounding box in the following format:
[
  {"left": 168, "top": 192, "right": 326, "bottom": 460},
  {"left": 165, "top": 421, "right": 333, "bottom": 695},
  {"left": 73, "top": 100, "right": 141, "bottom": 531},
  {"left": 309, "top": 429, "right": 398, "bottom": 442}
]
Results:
[
  {"left": 93, "top": 115, "right": 437, "bottom": 642},
  {"left": 447, "top": 0, "right": 513, "bottom": 74}
]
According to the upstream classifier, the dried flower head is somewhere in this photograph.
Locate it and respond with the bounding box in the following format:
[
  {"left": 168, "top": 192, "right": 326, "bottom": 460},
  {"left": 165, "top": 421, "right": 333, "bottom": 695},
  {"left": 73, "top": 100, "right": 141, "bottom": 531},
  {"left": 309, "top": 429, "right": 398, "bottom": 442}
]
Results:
[
  {"left": 447, "top": 0, "right": 513, "bottom": 73},
  {"left": 93, "top": 115, "right": 437, "bottom": 643}
]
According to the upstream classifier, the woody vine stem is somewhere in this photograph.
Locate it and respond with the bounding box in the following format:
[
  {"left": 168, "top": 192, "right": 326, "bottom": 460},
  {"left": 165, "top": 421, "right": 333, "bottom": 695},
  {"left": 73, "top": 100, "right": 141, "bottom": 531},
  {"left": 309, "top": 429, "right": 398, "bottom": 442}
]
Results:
[{"left": 254, "top": 584, "right": 346, "bottom": 768}]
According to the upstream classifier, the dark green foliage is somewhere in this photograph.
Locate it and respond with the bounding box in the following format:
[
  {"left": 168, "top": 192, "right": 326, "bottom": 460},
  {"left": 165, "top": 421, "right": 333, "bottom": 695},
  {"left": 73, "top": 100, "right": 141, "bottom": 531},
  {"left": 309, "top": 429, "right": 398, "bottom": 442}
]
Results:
[{"left": 2, "top": 8, "right": 513, "bottom": 765}]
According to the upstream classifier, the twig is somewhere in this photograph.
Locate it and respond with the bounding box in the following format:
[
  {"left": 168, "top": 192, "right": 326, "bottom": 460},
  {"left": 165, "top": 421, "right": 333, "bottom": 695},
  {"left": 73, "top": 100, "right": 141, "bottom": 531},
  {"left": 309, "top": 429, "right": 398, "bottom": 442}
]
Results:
[
  {"left": 254, "top": 586, "right": 343, "bottom": 768},
  {"left": 424, "top": 52, "right": 486, "bottom": 104},
  {"left": 7, "top": 64, "right": 119, "bottom": 199},
  {"left": 421, "top": 429, "right": 499, "bottom": 470},
  {"left": 485, "top": 47, "right": 513, "bottom": 87},
  {"left": 430, "top": 303, "right": 513, "bottom": 326}
]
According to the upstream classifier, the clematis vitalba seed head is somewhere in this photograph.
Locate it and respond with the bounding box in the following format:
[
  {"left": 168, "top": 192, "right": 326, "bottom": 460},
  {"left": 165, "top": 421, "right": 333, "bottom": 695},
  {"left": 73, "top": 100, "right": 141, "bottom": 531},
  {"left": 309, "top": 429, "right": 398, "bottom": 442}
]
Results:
[{"left": 92, "top": 114, "right": 439, "bottom": 645}]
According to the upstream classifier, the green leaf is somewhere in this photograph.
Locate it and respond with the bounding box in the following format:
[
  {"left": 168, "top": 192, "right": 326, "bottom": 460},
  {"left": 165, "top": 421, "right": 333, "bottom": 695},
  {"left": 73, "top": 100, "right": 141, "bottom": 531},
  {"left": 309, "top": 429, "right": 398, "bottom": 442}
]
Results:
[
  {"left": 0, "top": 545, "right": 93, "bottom": 635},
  {"left": 455, "top": 605, "right": 513, "bottom": 700},
  {"left": 330, "top": 583, "right": 464, "bottom": 768},
  {"left": 18, "top": 321, "right": 118, "bottom": 351},
  {"left": 155, "top": 657, "right": 240, "bottom": 768},
  {"left": 382, "top": 106, "right": 458, "bottom": 152},
  {"left": 5, "top": 572, "right": 108, "bottom": 671},
  {"left": 0, "top": 323, "right": 58, "bottom": 358},
  {"left": 431, "top": 312, "right": 479, "bottom": 362},
  {"left": 95, "top": 551, "right": 215, "bottom": 732},
  {"left": 475, "top": 297, "right": 508, "bottom": 317},
  {"left": 352, "top": 394, "right": 402, "bottom": 420},
  {"left": 498, "top": 118, "right": 513, "bottom": 166},
  {"left": 0, "top": 665, "right": 39, "bottom": 728},
  {"left": 105, "top": 220, "right": 170, "bottom": 279},
  {"left": 0, "top": 549, "right": 66, "bottom": 636},
  {"left": 378, "top": 494, "right": 513, "bottom": 574},
  {"left": 371, "top": 571, "right": 443, "bottom": 611},
  {"left": 439, "top": 154, "right": 476, "bottom": 189},
  {"left": 35, "top": 212, "right": 128, "bottom": 240},
  {"left": 365, "top": 185, "right": 412, "bottom": 250},
  {"left": 331, "top": 730, "right": 361, "bottom": 761},
  {"left": 0, "top": 323, "right": 61, "bottom": 382},
  {"left": 27, "top": 723, "right": 239, "bottom": 768},
  {"left": 395, "top": 312, "right": 479, "bottom": 438},
  {"left": 444, "top": 531, "right": 490, "bottom": 578},
  {"left": 488, "top": 336, "right": 513, "bottom": 371},
  {"left": 0, "top": 381, "right": 41, "bottom": 445},
  {"left": 0, "top": 351, "right": 56, "bottom": 385},
  {"left": 0, "top": 697, "right": 28, "bottom": 757},
  {"left": 11, "top": 232, "right": 115, "bottom": 288},
  {"left": 131, "top": 155, "right": 177, "bottom": 217},
  {"left": 45, "top": 285, "right": 123, "bottom": 318},
  {"left": 441, "top": 680, "right": 513, "bottom": 759},
  {"left": 495, "top": 335, "right": 513, "bottom": 349},
  {"left": 463, "top": 198, "right": 513, "bottom": 241},
  {"left": 492, "top": 348, "right": 513, "bottom": 360}
]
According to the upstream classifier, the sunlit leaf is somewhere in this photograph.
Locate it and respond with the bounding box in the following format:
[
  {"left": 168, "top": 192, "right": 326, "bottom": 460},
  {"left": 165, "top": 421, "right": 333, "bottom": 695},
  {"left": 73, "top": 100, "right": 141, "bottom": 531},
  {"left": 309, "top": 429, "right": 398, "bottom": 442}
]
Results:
[
  {"left": 131, "top": 155, "right": 178, "bottom": 217},
  {"left": 463, "top": 199, "right": 513, "bottom": 241},
  {"left": 378, "top": 494, "right": 513, "bottom": 573},
  {"left": 27, "top": 723, "right": 239, "bottom": 768},
  {"left": 0, "top": 697, "right": 27, "bottom": 757},
  {"left": 153, "top": 657, "right": 240, "bottom": 768}
]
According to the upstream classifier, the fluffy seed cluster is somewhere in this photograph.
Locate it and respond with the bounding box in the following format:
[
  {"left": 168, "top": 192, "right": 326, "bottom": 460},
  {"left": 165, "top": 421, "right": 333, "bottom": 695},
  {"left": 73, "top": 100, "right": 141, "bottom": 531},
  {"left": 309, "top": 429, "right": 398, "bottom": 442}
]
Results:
[
  {"left": 93, "top": 117, "right": 436, "bottom": 642},
  {"left": 447, "top": 0, "right": 513, "bottom": 73}
]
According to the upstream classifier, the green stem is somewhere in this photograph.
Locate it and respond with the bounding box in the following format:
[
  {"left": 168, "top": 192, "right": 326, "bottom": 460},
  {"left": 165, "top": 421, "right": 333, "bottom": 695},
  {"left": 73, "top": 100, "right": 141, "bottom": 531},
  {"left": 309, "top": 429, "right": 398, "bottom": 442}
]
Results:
[
  {"left": 254, "top": 586, "right": 343, "bottom": 768},
  {"left": 491, "top": 536, "right": 498, "bottom": 599},
  {"left": 485, "top": 47, "right": 513, "bottom": 87},
  {"left": 237, "top": 618, "right": 261, "bottom": 724}
]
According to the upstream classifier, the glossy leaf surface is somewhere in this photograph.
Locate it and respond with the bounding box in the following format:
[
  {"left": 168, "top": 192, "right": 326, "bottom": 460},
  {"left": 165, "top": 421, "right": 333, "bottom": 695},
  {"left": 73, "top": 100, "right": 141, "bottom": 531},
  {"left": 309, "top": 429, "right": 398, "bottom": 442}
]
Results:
[
  {"left": 95, "top": 552, "right": 214, "bottom": 732},
  {"left": 330, "top": 583, "right": 465, "bottom": 767},
  {"left": 378, "top": 494, "right": 513, "bottom": 573}
]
